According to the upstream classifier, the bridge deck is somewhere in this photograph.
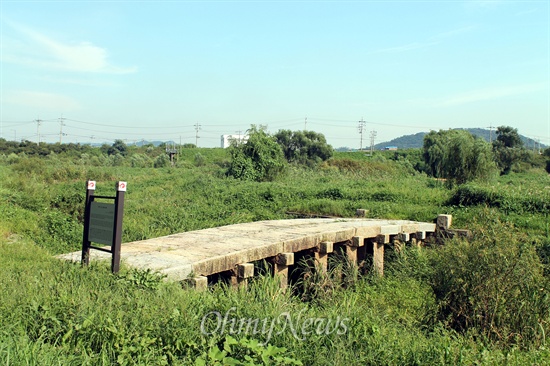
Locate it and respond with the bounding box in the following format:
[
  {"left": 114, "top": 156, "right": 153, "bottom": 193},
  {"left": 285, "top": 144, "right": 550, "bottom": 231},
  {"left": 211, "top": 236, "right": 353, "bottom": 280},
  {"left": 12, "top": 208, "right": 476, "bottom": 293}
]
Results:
[{"left": 59, "top": 218, "right": 436, "bottom": 281}]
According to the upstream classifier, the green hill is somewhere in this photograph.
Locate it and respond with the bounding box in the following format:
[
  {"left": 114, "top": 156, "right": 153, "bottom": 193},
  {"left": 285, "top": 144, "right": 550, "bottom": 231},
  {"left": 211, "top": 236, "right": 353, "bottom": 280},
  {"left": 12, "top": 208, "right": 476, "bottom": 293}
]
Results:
[{"left": 375, "top": 128, "right": 545, "bottom": 150}]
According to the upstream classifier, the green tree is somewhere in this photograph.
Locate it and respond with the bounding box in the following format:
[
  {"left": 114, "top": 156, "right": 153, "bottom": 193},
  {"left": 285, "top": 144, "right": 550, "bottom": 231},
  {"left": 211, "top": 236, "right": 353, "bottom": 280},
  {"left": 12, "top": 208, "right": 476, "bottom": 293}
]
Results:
[
  {"left": 107, "top": 139, "right": 128, "bottom": 157},
  {"left": 423, "top": 129, "right": 495, "bottom": 185},
  {"left": 492, "top": 126, "right": 524, "bottom": 175},
  {"left": 227, "top": 125, "right": 286, "bottom": 181},
  {"left": 274, "top": 130, "right": 333, "bottom": 165}
]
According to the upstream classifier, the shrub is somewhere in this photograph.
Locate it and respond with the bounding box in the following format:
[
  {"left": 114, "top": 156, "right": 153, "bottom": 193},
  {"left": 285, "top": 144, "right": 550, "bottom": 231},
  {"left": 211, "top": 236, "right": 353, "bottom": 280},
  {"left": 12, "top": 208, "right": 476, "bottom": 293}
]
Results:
[
  {"left": 154, "top": 154, "right": 169, "bottom": 168},
  {"left": 429, "top": 234, "right": 549, "bottom": 347},
  {"left": 423, "top": 130, "right": 496, "bottom": 185},
  {"left": 227, "top": 126, "right": 286, "bottom": 182}
]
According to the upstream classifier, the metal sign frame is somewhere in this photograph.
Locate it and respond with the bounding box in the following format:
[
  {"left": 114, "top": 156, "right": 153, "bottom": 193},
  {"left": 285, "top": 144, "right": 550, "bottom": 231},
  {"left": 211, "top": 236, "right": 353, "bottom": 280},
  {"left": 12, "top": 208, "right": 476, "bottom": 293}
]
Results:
[{"left": 81, "top": 180, "right": 126, "bottom": 273}]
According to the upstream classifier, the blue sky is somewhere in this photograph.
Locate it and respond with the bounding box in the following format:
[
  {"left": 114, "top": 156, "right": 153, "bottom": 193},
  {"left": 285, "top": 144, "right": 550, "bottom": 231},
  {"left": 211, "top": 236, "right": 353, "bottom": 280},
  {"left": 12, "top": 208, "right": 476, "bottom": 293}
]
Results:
[{"left": 1, "top": 0, "right": 548, "bottom": 148}]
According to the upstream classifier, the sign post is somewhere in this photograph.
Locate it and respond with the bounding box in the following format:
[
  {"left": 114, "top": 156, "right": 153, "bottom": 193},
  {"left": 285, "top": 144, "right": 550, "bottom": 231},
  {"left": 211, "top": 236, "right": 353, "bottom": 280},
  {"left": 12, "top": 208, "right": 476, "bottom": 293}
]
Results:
[{"left": 81, "top": 180, "right": 126, "bottom": 273}]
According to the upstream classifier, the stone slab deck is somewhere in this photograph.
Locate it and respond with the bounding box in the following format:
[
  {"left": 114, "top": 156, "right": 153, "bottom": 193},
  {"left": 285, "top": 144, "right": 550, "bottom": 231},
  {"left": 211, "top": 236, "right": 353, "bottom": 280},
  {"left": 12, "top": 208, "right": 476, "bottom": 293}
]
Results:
[{"left": 58, "top": 218, "right": 436, "bottom": 281}]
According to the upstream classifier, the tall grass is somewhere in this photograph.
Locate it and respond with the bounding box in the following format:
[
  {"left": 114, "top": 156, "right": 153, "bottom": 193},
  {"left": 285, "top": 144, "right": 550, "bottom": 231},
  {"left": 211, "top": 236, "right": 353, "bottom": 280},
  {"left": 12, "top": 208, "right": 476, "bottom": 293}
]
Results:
[{"left": 1, "top": 150, "right": 549, "bottom": 364}]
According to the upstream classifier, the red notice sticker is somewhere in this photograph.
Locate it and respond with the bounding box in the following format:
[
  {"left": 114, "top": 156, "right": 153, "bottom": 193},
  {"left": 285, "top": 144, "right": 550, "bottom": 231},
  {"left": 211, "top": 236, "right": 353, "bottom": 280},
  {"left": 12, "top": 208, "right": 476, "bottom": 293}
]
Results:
[{"left": 117, "top": 181, "right": 127, "bottom": 192}]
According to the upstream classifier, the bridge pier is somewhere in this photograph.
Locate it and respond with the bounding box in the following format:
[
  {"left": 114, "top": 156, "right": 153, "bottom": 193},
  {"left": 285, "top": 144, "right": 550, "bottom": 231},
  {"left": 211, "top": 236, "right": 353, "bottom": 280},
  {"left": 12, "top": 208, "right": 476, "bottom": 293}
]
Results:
[
  {"left": 373, "top": 234, "right": 387, "bottom": 276},
  {"left": 231, "top": 263, "right": 254, "bottom": 288},
  {"left": 274, "top": 253, "right": 294, "bottom": 289},
  {"left": 315, "top": 241, "right": 333, "bottom": 273},
  {"left": 346, "top": 236, "right": 364, "bottom": 265},
  {"left": 186, "top": 276, "right": 208, "bottom": 291}
]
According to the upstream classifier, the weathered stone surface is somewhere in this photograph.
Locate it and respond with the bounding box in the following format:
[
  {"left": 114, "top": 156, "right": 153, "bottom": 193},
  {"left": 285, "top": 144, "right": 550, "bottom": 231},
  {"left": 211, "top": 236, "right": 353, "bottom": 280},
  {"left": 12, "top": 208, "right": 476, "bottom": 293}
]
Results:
[
  {"left": 319, "top": 241, "right": 334, "bottom": 254},
  {"left": 185, "top": 276, "right": 208, "bottom": 290},
  {"left": 437, "top": 215, "right": 453, "bottom": 230},
  {"left": 57, "top": 218, "right": 437, "bottom": 281},
  {"left": 275, "top": 253, "right": 294, "bottom": 266},
  {"left": 236, "top": 263, "right": 254, "bottom": 278},
  {"left": 351, "top": 236, "right": 364, "bottom": 247}
]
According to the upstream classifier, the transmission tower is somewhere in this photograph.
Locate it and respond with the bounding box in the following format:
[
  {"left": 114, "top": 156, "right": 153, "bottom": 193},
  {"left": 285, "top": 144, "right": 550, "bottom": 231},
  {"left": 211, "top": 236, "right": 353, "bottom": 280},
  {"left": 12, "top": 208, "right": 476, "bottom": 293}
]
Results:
[
  {"left": 59, "top": 116, "right": 66, "bottom": 143},
  {"left": 487, "top": 124, "right": 494, "bottom": 143},
  {"left": 358, "top": 118, "right": 366, "bottom": 151},
  {"left": 369, "top": 130, "right": 377, "bottom": 156},
  {"left": 194, "top": 122, "right": 201, "bottom": 147},
  {"left": 35, "top": 118, "right": 42, "bottom": 146}
]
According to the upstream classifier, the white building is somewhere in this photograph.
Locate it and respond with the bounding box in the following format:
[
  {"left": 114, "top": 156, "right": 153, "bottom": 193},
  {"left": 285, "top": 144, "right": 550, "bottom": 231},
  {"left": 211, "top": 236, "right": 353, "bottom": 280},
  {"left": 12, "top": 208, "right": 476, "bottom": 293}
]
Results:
[{"left": 220, "top": 134, "right": 248, "bottom": 148}]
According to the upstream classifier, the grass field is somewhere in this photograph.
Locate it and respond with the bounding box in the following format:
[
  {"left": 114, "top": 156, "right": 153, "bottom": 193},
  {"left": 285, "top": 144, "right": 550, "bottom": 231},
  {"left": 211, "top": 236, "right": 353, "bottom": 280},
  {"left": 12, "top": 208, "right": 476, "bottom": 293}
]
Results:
[{"left": 0, "top": 148, "right": 549, "bottom": 365}]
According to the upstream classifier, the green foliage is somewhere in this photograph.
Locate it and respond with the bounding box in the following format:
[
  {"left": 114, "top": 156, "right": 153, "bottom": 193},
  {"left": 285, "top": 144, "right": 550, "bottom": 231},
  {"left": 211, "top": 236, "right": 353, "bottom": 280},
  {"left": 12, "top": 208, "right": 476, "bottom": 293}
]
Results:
[
  {"left": 429, "top": 232, "right": 549, "bottom": 347},
  {"left": 449, "top": 182, "right": 549, "bottom": 214},
  {"left": 196, "top": 336, "right": 302, "bottom": 366},
  {"left": 107, "top": 139, "right": 129, "bottom": 157},
  {"left": 194, "top": 153, "right": 206, "bottom": 167},
  {"left": 274, "top": 130, "right": 333, "bottom": 166},
  {"left": 227, "top": 126, "right": 286, "bottom": 181},
  {"left": 423, "top": 129, "right": 496, "bottom": 185},
  {"left": 154, "top": 153, "right": 170, "bottom": 168},
  {"left": 0, "top": 148, "right": 549, "bottom": 364},
  {"left": 117, "top": 268, "right": 166, "bottom": 291},
  {"left": 492, "top": 126, "right": 526, "bottom": 175}
]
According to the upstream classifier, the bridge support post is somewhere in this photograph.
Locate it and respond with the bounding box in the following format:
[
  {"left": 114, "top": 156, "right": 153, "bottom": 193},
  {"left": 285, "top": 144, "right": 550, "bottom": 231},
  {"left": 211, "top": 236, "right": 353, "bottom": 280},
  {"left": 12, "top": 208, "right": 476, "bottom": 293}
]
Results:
[
  {"left": 346, "top": 236, "right": 364, "bottom": 265},
  {"left": 186, "top": 276, "right": 208, "bottom": 291},
  {"left": 315, "top": 241, "right": 333, "bottom": 273},
  {"left": 437, "top": 214, "right": 452, "bottom": 230},
  {"left": 413, "top": 231, "right": 426, "bottom": 248},
  {"left": 373, "top": 234, "right": 387, "bottom": 276},
  {"left": 232, "top": 263, "right": 254, "bottom": 288},
  {"left": 392, "top": 233, "right": 409, "bottom": 253},
  {"left": 274, "top": 253, "right": 294, "bottom": 289}
]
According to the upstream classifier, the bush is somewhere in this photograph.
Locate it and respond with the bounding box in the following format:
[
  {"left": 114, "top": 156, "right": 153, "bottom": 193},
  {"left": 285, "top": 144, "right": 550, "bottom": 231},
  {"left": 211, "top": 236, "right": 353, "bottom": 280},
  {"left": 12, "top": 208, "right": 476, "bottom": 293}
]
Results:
[
  {"left": 154, "top": 154, "right": 169, "bottom": 168},
  {"left": 423, "top": 130, "right": 496, "bottom": 185},
  {"left": 227, "top": 126, "right": 286, "bottom": 182},
  {"left": 429, "top": 233, "right": 549, "bottom": 346}
]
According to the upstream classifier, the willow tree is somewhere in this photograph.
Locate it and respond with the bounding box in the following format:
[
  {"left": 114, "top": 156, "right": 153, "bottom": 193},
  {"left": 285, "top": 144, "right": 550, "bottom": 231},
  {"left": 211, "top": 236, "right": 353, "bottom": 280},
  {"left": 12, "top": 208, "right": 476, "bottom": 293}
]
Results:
[
  {"left": 227, "top": 125, "right": 286, "bottom": 182},
  {"left": 423, "top": 129, "right": 496, "bottom": 185}
]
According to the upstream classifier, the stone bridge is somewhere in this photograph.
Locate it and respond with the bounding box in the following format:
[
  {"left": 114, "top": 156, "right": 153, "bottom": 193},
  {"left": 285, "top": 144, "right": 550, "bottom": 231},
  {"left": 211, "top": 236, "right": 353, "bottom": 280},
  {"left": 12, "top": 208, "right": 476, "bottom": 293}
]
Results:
[{"left": 59, "top": 216, "right": 454, "bottom": 289}]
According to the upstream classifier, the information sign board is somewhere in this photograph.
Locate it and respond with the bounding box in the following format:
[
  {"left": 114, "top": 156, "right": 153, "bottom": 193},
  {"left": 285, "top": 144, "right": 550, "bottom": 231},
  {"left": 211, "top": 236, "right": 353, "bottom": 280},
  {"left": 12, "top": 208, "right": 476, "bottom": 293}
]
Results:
[{"left": 89, "top": 201, "right": 115, "bottom": 245}]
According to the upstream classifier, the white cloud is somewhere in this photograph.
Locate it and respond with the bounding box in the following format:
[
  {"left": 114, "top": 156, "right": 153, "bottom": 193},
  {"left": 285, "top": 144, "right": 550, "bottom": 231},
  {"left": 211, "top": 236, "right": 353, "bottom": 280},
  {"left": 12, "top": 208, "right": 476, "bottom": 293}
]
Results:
[
  {"left": 2, "top": 21, "right": 137, "bottom": 74},
  {"left": 5, "top": 90, "right": 81, "bottom": 110},
  {"left": 437, "top": 83, "right": 546, "bottom": 107}
]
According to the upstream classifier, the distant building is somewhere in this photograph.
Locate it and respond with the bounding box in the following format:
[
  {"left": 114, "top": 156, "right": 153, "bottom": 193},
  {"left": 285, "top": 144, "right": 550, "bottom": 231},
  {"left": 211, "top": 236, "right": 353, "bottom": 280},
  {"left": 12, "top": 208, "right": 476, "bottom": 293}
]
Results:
[
  {"left": 221, "top": 134, "right": 248, "bottom": 148},
  {"left": 384, "top": 146, "right": 398, "bottom": 151}
]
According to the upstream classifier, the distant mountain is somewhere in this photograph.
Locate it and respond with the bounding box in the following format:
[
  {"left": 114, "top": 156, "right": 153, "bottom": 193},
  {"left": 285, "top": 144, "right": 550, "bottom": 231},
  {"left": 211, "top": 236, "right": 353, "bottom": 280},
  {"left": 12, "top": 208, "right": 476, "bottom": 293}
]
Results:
[
  {"left": 90, "top": 140, "right": 174, "bottom": 147},
  {"left": 374, "top": 128, "right": 546, "bottom": 150}
]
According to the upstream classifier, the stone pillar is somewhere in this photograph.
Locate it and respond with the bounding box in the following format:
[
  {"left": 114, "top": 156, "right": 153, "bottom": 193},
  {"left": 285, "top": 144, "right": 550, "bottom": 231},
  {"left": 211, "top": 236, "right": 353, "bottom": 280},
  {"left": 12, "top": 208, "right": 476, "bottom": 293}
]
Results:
[
  {"left": 392, "top": 233, "right": 409, "bottom": 253},
  {"left": 437, "top": 214, "right": 452, "bottom": 230},
  {"left": 315, "top": 241, "right": 333, "bottom": 273},
  {"left": 414, "top": 231, "right": 426, "bottom": 248},
  {"left": 346, "top": 236, "right": 364, "bottom": 265},
  {"left": 231, "top": 263, "right": 254, "bottom": 288},
  {"left": 373, "top": 234, "right": 387, "bottom": 276},
  {"left": 274, "top": 253, "right": 294, "bottom": 289},
  {"left": 185, "top": 276, "right": 208, "bottom": 291}
]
